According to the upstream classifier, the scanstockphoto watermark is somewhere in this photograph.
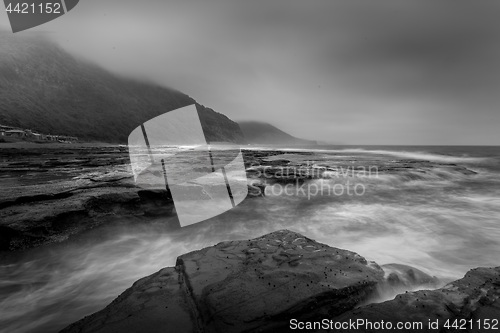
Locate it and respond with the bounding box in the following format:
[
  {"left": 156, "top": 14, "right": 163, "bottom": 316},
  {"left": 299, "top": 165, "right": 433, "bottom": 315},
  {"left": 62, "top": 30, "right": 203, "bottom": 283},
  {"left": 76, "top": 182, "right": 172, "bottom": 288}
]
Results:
[
  {"left": 248, "top": 163, "right": 379, "bottom": 199},
  {"left": 249, "top": 162, "right": 379, "bottom": 180},
  {"left": 260, "top": 180, "right": 368, "bottom": 199}
]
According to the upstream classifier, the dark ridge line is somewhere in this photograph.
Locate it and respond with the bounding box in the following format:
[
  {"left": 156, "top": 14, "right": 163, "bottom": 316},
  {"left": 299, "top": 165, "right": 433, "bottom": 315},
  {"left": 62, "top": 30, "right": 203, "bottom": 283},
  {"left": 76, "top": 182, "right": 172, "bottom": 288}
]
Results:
[{"left": 0, "top": 192, "right": 74, "bottom": 210}]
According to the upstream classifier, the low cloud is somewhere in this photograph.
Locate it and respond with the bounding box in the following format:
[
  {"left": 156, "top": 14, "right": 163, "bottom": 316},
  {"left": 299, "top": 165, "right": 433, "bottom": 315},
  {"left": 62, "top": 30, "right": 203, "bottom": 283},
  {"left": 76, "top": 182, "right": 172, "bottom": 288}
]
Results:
[{"left": 4, "top": 0, "right": 500, "bottom": 144}]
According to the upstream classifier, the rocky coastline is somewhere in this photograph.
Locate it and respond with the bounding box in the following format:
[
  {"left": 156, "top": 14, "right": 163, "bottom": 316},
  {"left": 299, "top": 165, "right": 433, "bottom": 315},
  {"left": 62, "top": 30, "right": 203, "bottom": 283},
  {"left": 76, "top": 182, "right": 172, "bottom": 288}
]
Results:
[
  {"left": 2, "top": 145, "right": 496, "bottom": 333},
  {"left": 60, "top": 230, "right": 499, "bottom": 333},
  {"left": 0, "top": 145, "right": 476, "bottom": 252},
  {"left": 0, "top": 145, "right": 266, "bottom": 251}
]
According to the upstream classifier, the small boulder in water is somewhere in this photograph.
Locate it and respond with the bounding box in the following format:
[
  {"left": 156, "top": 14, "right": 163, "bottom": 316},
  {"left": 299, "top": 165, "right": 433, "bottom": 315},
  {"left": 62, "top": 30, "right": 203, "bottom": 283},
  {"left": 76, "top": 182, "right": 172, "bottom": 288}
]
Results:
[
  {"left": 382, "top": 263, "right": 441, "bottom": 289},
  {"left": 333, "top": 266, "right": 500, "bottom": 332}
]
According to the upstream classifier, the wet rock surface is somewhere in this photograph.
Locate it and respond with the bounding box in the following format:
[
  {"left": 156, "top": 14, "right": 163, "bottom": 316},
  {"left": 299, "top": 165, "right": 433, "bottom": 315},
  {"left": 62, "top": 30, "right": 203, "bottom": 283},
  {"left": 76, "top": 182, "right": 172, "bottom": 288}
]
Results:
[
  {"left": 0, "top": 145, "right": 151, "bottom": 250},
  {"left": 0, "top": 145, "right": 479, "bottom": 251},
  {"left": 60, "top": 268, "right": 197, "bottom": 333},
  {"left": 333, "top": 267, "right": 500, "bottom": 332},
  {"left": 243, "top": 150, "right": 478, "bottom": 189},
  {"left": 176, "top": 230, "right": 385, "bottom": 333},
  {"left": 60, "top": 230, "right": 500, "bottom": 333},
  {"left": 0, "top": 145, "right": 262, "bottom": 251},
  {"left": 61, "top": 230, "right": 386, "bottom": 333}
]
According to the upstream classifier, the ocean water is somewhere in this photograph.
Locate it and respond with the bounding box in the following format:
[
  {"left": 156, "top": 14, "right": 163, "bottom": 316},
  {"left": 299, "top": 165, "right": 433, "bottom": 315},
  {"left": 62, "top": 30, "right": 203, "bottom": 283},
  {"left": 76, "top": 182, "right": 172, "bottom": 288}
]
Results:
[{"left": 0, "top": 145, "right": 499, "bottom": 333}]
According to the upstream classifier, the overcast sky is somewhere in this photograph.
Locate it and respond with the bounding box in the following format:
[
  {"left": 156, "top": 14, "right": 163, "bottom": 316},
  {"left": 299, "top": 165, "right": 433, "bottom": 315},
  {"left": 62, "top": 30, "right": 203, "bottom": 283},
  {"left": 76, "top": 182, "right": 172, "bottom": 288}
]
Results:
[{"left": 1, "top": 0, "right": 499, "bottom": 144}]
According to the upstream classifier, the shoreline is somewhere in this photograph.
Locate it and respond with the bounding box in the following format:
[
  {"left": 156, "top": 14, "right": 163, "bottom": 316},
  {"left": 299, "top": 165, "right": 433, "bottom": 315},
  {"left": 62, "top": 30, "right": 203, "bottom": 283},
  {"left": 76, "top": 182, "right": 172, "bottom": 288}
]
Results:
[
  {"left": 1, "top": 146, "right": 498, "bottom": 332},
  {"left": 60, "top": 230, "right": 500, "bottom": 333},
  {"left": 0, "top": 141, "right": 122, "bottom": 149}
]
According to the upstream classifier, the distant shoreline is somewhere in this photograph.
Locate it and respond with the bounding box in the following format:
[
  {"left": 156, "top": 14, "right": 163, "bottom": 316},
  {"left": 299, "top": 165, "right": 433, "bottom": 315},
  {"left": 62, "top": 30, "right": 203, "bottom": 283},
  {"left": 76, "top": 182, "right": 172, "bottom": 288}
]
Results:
[{"left": 0, "top": 141, "right": 122, "bottom": 149}]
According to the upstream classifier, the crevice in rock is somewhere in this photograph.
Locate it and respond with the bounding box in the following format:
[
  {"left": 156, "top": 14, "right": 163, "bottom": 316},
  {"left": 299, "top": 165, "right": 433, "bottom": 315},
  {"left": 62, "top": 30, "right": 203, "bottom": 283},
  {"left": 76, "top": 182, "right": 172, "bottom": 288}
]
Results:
[{"left": 176, "top": 259, "right": 206, "bottom": 333}]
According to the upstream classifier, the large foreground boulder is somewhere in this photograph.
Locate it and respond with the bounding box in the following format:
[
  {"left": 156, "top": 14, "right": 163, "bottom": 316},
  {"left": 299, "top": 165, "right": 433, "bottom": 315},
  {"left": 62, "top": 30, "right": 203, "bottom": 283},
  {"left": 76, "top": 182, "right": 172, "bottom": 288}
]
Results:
[
  {"left": 61, "top": 230, "right": 386, "bottom": 333},
  {"left": 61, "top": 230, "right": 498, "bottom": 333}
]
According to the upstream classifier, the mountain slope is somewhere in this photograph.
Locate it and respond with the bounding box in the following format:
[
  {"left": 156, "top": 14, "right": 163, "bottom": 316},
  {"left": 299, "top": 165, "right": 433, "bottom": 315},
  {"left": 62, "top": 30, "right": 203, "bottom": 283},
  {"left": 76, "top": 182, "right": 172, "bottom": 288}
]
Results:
[
  {"left": 0, "top": 33, "right": 244, "bottom": 143},
  {"left": 238, "top": 121, "right": 316, "bottom": 145}
]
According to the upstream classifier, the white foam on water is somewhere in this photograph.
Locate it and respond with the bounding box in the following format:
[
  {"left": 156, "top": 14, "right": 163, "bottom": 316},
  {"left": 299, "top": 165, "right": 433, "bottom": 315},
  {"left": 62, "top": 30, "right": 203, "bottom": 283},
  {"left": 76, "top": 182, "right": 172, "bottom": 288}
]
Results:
[{"left": 246, "top": 147, "right": 488, "bottom": 164}]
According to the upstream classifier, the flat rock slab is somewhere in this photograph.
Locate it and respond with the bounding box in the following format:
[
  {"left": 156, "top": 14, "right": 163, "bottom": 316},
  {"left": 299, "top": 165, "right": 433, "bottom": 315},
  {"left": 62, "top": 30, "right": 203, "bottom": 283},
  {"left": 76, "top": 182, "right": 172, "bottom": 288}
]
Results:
[{"left": 177, "top": 230, "right": 385, "bottom": 332}]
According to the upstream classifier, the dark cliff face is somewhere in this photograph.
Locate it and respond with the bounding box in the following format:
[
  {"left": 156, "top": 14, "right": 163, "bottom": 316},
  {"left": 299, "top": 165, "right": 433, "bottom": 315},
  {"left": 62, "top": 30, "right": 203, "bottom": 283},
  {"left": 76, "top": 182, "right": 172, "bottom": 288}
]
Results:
[
  {"left": 0, "top": 33, "right": 244, "bottom": 144},
  {"left": 196, "top": 105, "right": 245, "bottom": 144}
]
